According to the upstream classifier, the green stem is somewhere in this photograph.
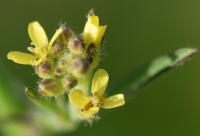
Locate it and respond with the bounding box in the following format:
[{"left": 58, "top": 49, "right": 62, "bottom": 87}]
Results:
[{"left": 112, "top": 48, "right": 198, "bottom": 95}]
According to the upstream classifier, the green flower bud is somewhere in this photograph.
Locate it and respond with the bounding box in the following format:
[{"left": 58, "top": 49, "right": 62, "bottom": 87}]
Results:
[
  {"left": 39, "top": 79, "right": 63, "bottom": 96},
  {"left": 70, "top": 56, "right": 90, "bottom": 75},
  {"left": 35, "top": 61, "right": 53, "bottom": 78},
  {"left": 87, "top": 43, "right": 97, "bottom": 57},
  {"left": 61, "top": 75, "right": 77, "bottom": 90},
  {"left": 52, "top": 43, "right": 65, "bottom": 54},
  {"left": 68, "top": 37, "right": 84, "bottom": 54},
  {"left": 58, "top": 25, "right": 73, "bottom": 44},
  {"left": 61, "top": 25, "right": 72, "bottom": 39}
]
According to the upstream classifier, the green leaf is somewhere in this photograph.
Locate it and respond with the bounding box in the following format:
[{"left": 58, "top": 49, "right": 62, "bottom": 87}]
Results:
[{"left": 113, "top": 48, "right": 198, "bottom": 94}]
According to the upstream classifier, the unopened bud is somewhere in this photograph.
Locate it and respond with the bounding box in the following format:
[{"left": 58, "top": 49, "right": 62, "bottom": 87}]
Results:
[
  {"left": 57, "top": 25, "right": 73, "bottom": 45},
  {"left": 52, "top": 43, "right": 65, "bottom": 54},
  {"left": 39, "top": 79, "right": 63, "bottom": 96},
  {"left": 71, "top": 56, "right": 90, "bottom": 74},
  {"left": 61, "top": 75, "right": 77, "bottom": 90},
  {"left": 61, "top": 25, "right": 72, "bottom": 38},
  {"left": 35, "top": 61, "right": 52, "bottom": 78},
  {"left": 68, "top": 37, "right": 84, "bottom": 54},
  {"left": 87, "top": 43, "right": 97, "bottom": 57}
]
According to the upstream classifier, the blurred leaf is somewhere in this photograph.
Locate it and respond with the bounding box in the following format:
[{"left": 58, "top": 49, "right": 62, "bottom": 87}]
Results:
[
  {"left": 1, "top": 121, "right": 43, "bottom": 136},
  {"left": 113, "top": 48, "right": 198, "bottom": 95},
  {"left": 0, "top": 62, "right": 24, "bottom": 118},
  {"left": 25, "top": 88, "right": 76, "bottom": 132}
]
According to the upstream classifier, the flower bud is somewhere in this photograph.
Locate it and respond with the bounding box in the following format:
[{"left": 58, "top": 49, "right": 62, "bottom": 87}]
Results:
[
  {"left": 39, "top": 79, "right": 63, "bottom": 96},
  {"left": 61, "top": 75, "right": 77, "bottom": 90},
  {"left": 68, "top": 37, "right": 84, "bottom": 54},
  {"left": 71, "top": 56, "right": 90, "bottom": 75},
  {"left": 87, "top": 43, "right": 97, "bottom": 57},
  {"left": 35, "top": 61, "right": 52, "bottom": 78},
  {"left": 58, "top": 25, "right": 73, "bottom": 45},
  {"left": 52, "top": 43, "right": 65, "bottom": 54},
  {"left": 61, "top": 25, "right": 72, "bottom": 39}
]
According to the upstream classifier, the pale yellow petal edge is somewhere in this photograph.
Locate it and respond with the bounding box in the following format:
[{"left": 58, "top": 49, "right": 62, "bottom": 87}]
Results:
[
  {"left": 91, "top": 69, "right": 109, "bottom": 97},
  {"left": 28, "top": 21, "right": 49, "bottom": 47},
  {"left": 101, "top": 94, "right": 125, "bottom": 109},
  {"left": 7, "top": 51, "right": 36, "bottom": 65}
]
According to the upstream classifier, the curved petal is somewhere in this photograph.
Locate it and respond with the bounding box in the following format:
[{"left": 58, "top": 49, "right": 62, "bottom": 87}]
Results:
[
  {"left": 28, "top": 21, "right": 49, "bottom": 47},
  {"left": 95, "top": 25, "right": 107, "bottom": 48},
  {"left": 83, "top": 15, "right": 100, "bottom": 46},
  {"left": 79, "top": 107, "right": 99, "bottom": 119},
  {"left": 89, "top": 15, "right": 99, "bottom": 26},
  {"left": 69, "top": 89, "right": 90, "bottom": 109},
  {"left": 7, "top": 51, "right": 36, "bottom": 65},
  {"left": 91, "top": 69, "right": 109, "bottom": 97},
  {"left": 101, "top": 94, "right": 125, "bottom": 109},
  {"left": 85, "top": 15, "right": 99, "bottom": 29},
  {"left": 49, "top": 27, "right": 63, "bottom": 48}
]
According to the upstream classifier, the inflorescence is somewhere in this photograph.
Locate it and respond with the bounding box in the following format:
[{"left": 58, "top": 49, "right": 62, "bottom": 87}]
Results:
[{"left": 7, "top": 11, "right": 125, "bottom": 120}]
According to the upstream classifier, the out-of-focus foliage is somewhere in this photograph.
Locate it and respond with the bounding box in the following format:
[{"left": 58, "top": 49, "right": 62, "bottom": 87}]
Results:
[{"left": 0, "top": 62, "right": 23, "bottom": 118}]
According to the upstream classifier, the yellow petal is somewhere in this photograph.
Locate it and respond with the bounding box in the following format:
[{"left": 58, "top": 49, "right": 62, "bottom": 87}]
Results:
[
  {"left": 95, "top": 25, "right": 107, "bottom": 48},
  {"left": 28, "top": 21, "right": 49, "bottom": 47},
  {"left": 83, "top": 15, "right": 106, "bottom": 47},
  {"left": 79, "top": 107, "right": 99, "bottom": 119},
  {"left": 91, "top": 69, "right": 109, "bottom": 97},
  {"left": 101, "top": 94, "right": 125, "bottom": 109},
  {"left": 88, "top": 15, "right": 99, "bottom": 26},
  {"left": 83, "top": 24, "right": 98, "bottom": 46},
  {"left": 7, "top": 51, "right": 36, "bottom": 65},
  {"left": 69, "top": 89, "right": 90, "bottom": 109},
  {"left": 49, "top": 27, "right": 63, "bottom": 48}
]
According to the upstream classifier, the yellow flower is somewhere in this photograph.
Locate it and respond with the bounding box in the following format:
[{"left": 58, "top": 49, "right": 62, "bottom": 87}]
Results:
[
  {"left": 7, "top": 21, "right": 62, "bottom": 65},
  {"left": 69, "top": 69, "right": 125, "bottom": 119},
  {"left": 83, "top": 14, "right": 107, "bottom": 48}
]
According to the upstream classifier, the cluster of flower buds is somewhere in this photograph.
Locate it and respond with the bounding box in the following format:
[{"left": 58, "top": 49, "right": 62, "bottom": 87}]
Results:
[
  {"left": 7, "top": 12, "right": 106, "bottom": 96},
  {"left": 7, "top": 11, "right": 125, "bottom": 120}
]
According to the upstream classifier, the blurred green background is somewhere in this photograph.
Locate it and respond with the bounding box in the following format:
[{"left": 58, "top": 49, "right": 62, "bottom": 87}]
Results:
[{"left": 1, "top": 0, "right": 200, "bottom": 135}]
